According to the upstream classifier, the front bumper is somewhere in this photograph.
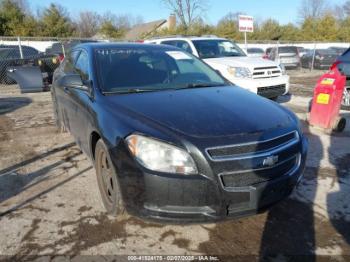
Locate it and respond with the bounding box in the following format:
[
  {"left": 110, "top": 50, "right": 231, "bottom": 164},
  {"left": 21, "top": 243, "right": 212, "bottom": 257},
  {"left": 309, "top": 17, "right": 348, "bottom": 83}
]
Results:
[
  {"left": 113, "top": 135, "right": 308, "bottom": 223},
  {"left": 230, "top": 75, "right": 290, "bottom": 97}
]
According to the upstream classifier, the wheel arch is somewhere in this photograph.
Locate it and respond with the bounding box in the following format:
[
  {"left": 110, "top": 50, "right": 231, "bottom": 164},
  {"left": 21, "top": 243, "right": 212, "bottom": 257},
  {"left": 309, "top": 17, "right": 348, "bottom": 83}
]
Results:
[{"left": 90, "top": 131, "right": 101, "bottom": 160}]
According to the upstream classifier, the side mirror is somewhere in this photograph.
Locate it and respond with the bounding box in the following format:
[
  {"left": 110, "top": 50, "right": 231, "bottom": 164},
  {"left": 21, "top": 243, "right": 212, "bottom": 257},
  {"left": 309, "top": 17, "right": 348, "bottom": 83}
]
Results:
[{"left": 61, "top": 74, "right": 89, "bottom": 91}]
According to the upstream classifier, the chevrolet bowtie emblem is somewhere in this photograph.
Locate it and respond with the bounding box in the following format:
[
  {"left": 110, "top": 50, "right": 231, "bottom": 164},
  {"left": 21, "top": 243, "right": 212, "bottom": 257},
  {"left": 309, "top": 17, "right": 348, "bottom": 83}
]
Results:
[{"left": 263, "top": 155, "right": 279, "bottom": 167}]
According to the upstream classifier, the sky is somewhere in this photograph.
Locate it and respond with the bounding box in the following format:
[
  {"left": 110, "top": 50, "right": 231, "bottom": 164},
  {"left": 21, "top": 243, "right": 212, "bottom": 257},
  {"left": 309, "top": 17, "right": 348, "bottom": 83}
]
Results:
[{"left": 27, "top": 0, "right": 345, "bottom": 25}]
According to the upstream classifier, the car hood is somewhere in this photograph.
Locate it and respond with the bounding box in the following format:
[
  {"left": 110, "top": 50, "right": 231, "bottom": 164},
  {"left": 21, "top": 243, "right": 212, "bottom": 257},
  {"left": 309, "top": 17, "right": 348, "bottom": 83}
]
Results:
[
  {"left": 203, "top": 56, "right": 279, "bottom": 71},
  {"left": 104, "top": 86, "right": 295, "bottom": 138}
]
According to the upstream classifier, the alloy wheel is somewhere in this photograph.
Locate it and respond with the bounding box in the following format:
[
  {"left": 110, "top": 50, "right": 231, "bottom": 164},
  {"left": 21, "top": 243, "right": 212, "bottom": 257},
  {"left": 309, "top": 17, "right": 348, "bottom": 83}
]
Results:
[{"left": 97, "top": 150, "right": 115, "bottom": 205}]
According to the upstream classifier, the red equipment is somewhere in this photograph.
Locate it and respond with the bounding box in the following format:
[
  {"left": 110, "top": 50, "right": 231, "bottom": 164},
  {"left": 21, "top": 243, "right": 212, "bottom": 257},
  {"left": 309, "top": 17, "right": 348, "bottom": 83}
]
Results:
[{"left": 309, "top": 68, "right": 347, "bottom": 132}]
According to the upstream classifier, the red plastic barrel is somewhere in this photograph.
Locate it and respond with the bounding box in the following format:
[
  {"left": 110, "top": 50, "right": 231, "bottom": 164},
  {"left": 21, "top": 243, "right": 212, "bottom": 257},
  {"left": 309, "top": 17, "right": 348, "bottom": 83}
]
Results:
[{"left": 309, "top": 68, "right": 346, "bottom": 132}]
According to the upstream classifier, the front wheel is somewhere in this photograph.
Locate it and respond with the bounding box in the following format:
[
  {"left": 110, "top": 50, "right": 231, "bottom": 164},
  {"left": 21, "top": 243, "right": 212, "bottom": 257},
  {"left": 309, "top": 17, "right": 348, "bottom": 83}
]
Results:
[
  {"left": 341, "top": 87, "right": 350, "bottom": 111},
  {"left": 94, "top": 139, "right": 125, "bottom": 217}
]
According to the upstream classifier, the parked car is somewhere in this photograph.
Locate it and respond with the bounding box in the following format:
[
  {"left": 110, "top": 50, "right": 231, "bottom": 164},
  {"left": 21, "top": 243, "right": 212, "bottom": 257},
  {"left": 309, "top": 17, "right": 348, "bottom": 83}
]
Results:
[
  {"left": 301, "top": 49, "right": 338, "bottom": 69},
  {"left": 247, "top": 47, "right": 264, "bottom": 58},
  {"left": 268, "top": 46, "right": 300, "bottom": 69},
  {"left": 296, "top": 46, "right": 308, "bottom": 58},
  {"left": 331, "top": 49, "right": 350, "bottom": 110},
  {"left": 263, "top": 47, "right": 273, "bottom": 59},
  {"left": 51, "top": 42, "right": 308, "bottom": 222},
  {"left": 39, "top": 40, "right": 99, "bottom": 84},
  {"left": 0, "top": 45, "right": 40, "bottom": 84},
  {"left": 145, "top": 36, "right": 289, "bottom": 100},
  {"left": 328, "top": 46, "right": 347, "bottom": 56}
]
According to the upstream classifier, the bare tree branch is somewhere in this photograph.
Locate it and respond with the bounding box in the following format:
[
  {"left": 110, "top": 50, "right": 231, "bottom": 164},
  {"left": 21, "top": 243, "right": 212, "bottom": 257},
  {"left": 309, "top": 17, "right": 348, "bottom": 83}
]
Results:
[
  {"left": 298, "top": 0, "right": 328, "bottom": 21},
  {"left": 162, "top": 0, "right": 207, "bottom": 29}
]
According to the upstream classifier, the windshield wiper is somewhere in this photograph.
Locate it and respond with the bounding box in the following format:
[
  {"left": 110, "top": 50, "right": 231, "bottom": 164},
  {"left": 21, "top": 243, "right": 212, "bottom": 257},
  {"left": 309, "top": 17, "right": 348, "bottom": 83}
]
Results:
[
  {"left": 103, "top": 88, "right": 158, "bottom": 95},
  {"left": 179, "top": 83, "right": 226, "bottom": 89}
]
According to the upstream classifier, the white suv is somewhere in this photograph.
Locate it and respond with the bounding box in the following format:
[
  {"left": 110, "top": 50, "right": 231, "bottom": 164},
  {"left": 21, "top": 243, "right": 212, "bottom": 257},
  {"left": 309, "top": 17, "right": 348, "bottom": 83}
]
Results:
[{"left": 145, "top": 36, "right": 289, "bottom": 99}]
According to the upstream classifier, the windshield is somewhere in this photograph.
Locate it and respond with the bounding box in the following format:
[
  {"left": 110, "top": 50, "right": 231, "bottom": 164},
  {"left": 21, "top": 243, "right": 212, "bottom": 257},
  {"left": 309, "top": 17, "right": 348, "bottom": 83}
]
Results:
[
  {"left": 318, "top": 49, "right": 338, "bottom": 55},
  {"left": 279, "top": 47, "right": 298, "bottom": 54},
  {"left": 0, "top": 49, "right": 19, "bottom": 59},
  {"left": 95, "top": 48, "right": 226, "bottom": 93},
  {"left": 192, "top": 40, "right": 246, "bottom": 59}
]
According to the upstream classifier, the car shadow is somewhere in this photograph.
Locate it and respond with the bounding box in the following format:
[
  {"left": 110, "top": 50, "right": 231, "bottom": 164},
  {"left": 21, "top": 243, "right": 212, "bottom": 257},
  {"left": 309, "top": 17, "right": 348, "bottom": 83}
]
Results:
[
  {"left": 259, "top": 123, "right": 321, "bottom": 261},
  {"left": 0, "top": 97, "right": 32, "bottom": 115},
  {"left": 327, "top": 125, "right": 350, "bottom": 245},
  {"left": 0, "top": 142, "right": 78, "bottom": 207}
]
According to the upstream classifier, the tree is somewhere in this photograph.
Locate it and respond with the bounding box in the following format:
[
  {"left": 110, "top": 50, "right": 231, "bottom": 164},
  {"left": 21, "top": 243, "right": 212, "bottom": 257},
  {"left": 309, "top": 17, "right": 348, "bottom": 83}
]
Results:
[
  {"left": 315, "top": 13, "right": 338, "bottom": 41},
  {"left": 338, "top": 17, "right": 350, "bottom": 41},
  {"left": 216, "top": 12, "right": 242, "bottom": 40},
  {"left": 162, "top": 0, "right": 207, "bottom": 30},
  {"left": 279, "top": 23, "right": 301, "bottom": 41},
  {"left": 39, "top": 3, "right": 73, "bottom": 37},
  {"left": 300, "top": 17, "right": 319, "bottom": 40},
  {"left": 76, "top": 11, "right": 100, "bottom": 37},
  {"left": 257, "top": 19, "right": 281, "bottom": 40},
  {"left": 298, "top": 0, "right": 328, "bottom": 21}
]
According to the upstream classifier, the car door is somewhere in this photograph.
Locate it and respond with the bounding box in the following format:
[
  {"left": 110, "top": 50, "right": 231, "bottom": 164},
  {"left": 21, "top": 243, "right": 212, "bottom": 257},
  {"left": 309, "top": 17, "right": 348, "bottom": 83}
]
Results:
[
  {"left": 67, "top": 49, "right": 92, "bottom": 153},
  {"left": 54, "top": 50, "right": 80, "bottom": 134}
]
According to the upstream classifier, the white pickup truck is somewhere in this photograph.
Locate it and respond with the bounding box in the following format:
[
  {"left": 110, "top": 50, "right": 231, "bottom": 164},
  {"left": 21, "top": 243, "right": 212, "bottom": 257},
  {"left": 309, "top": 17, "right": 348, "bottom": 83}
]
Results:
[{"left": 145, "top": 36, "right": 289, "bottom": 99}]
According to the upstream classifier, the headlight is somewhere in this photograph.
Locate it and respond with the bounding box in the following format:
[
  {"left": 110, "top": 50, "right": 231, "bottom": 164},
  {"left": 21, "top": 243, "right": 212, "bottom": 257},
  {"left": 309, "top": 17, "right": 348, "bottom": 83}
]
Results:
[
  {"left": 279, "top": 64, "right": 286, "bottom": 75},
  {"left": 227, "top": 67, "right": 251, "bottom": 78},
  {"left": 126, "top": 134, "right": 198, "bottom": 175}
]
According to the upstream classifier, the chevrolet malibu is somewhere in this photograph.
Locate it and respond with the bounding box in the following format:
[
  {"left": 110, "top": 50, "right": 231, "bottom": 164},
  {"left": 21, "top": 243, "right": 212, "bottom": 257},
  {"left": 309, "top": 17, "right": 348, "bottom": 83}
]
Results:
[{"left": 51, "top": 43, "right": 308, "bottom": 222}]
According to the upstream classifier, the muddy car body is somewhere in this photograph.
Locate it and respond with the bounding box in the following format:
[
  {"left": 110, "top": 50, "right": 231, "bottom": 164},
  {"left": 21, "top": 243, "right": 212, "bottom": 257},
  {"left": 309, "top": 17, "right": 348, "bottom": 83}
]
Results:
[{"left": 51, "top": 43, "right": 308, "bottom": 222}]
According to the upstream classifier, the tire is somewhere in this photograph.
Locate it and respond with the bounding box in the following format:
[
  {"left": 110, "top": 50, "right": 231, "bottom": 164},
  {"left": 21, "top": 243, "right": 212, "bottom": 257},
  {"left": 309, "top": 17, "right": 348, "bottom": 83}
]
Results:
[
  {"left": 341, "top": 87, "right": 350, "bottom": 111},
  {"left": 51, "top": 89, "right": 67, "bottom": 133},
  {"left": 94, "top": 139, "right": 125, "bottom": 217}
]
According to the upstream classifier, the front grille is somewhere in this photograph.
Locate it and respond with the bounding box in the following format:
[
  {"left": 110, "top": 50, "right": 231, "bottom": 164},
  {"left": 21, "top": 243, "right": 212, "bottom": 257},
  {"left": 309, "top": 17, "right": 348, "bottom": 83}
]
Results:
[
  {"left": 252, "top": 66, "right": 281, "bottom": 79},
  {"left": 257, "top": 84, "right": 286, "bottom": 98},
  {"left": 207, "top": 131, "right": 298, "bottom": 161},
  {"left": 206, "top": 131, "right": 301, "bottom": 190},
  {"left": 220, "top": 155, "right": 299, "bottom": 188}
]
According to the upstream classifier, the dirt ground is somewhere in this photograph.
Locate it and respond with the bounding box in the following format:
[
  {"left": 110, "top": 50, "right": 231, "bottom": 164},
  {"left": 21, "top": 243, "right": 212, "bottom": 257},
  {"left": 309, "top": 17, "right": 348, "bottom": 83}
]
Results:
[
  {"left": 0, "top": 72, "right": 349, "bottom": 261},
  {"left": 288, "top": 69, "right": 328, "bottom": 97}
]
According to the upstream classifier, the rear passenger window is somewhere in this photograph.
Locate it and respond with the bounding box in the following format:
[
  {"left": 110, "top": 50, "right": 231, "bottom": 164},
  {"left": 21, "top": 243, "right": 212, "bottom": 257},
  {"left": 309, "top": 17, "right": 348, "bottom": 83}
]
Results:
[
  {"left": 63, "top": 50, "right": 80, "bottom": 73},
  {"left": 74, "top": 51, "right": 89, "bottom": 80},
  {"left": 161, "top": 40, "right": 193, "bottom": 54}
]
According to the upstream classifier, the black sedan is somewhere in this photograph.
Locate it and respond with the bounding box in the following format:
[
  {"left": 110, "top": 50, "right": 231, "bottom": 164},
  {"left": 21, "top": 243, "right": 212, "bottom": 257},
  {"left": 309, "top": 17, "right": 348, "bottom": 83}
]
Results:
[
  {"left": 51, "top": 43, "right": 308, "bottom": 222},
  {"left": 301, "top": 49, "right": 338, "bottom": 69}
]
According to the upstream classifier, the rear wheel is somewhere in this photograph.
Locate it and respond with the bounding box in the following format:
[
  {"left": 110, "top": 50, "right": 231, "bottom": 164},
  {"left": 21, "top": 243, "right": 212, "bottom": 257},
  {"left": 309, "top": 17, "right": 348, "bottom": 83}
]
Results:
[
  {"left": 341, "top": 87, "right": 350, "bottom": 110},
  {"left": 94, "top": 139, "right": 125, "bottom": 217}
]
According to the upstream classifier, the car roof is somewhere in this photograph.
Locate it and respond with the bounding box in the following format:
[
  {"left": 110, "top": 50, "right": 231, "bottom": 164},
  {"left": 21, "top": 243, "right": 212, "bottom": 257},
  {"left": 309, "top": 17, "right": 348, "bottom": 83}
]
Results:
[
  {"left": 74, "top": 42, "right": 182, "bottom": 52},
  {"left": 147, "top": 36, "right": 228, "bottom": 41}
]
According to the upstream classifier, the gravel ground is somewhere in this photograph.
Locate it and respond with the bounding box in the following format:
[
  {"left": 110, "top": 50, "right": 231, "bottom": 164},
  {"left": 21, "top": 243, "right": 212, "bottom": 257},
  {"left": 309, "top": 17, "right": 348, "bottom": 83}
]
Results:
[
  {"left": 288, "top": 69, "right": 326, "bottom": 97},
  {"left": 0, "top": 75, "right": 349, "bottom": 261}
]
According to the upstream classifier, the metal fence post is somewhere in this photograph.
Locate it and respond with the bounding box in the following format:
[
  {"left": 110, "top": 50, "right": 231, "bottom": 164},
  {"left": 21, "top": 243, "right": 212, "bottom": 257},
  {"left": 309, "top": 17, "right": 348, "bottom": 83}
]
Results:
[
  {"left": 311, "top": 42, "right": 316, "bottom": 71},
  {"left": 61, "top": 42, "right": 66, "bottom": 57},
  {"left": 17, "top": 36, "right": 23, "bottom": 59}
]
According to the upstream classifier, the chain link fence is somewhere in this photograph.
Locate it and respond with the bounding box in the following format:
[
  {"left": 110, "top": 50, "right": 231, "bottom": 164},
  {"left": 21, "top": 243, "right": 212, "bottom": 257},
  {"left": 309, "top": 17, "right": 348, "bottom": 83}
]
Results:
[
  {"left": 0, "top": 36, "right": 106, "bottom": 86},
  {"left": 1, "top": 36, "right": 350, "bottom": 87}
]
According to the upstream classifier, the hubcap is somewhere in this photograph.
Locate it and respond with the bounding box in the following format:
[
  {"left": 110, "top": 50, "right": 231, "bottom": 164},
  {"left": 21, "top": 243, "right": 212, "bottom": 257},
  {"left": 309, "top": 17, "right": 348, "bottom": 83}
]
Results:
[
  {"left": 98, "top": 150, "right": 114, "bottom": 204},
  {"left": 343, "top": 88, "right": 350, "bottom": 107}
]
